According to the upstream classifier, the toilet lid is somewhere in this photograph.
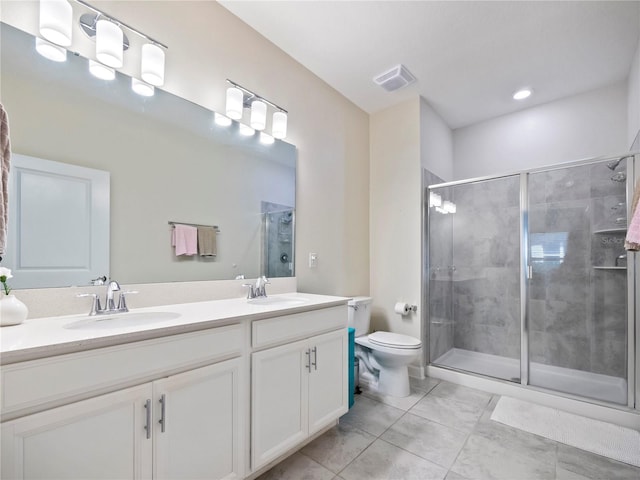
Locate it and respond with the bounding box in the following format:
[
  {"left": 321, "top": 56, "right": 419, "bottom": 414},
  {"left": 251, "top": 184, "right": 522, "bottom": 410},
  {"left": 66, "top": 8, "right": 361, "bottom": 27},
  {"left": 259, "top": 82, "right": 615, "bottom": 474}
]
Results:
[{"left": 369, "top": 331, "right": 422, "bottom": 349}]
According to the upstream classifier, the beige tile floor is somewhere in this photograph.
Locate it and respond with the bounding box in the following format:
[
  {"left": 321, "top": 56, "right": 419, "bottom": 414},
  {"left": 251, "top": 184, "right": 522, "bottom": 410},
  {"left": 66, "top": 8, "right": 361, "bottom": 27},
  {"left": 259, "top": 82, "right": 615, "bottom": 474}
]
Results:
[{"left": 257, "top": 378, "right": 640, "bottom": 480}]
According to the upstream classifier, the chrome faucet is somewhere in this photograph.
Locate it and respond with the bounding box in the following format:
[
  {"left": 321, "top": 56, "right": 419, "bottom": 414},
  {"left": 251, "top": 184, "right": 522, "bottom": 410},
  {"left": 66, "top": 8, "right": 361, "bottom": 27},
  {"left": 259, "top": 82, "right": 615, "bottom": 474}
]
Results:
[
  {"left": 243, "top": 276, "right": 270, "bottom": 299},
  {"left": 77, "top": 279, "right": 137, "bottom": 316}
]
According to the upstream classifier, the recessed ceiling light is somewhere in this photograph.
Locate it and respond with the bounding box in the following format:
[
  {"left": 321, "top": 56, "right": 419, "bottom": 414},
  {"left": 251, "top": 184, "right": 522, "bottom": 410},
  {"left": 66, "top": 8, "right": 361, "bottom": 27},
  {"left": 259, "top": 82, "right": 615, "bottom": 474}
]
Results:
[{"left": 513, "top": 88, "right": 533, "bottom": 100}]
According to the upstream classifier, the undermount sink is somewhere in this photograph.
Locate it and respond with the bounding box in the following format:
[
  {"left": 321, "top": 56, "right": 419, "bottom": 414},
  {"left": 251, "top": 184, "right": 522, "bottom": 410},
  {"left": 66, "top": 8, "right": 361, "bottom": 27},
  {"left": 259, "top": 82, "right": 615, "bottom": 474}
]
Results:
[
  {"left": 64, "top": 311, "right": 181, "bottom": 330},
  {"left": 247, "top": 296, "right": 307, "bottom": 306}
]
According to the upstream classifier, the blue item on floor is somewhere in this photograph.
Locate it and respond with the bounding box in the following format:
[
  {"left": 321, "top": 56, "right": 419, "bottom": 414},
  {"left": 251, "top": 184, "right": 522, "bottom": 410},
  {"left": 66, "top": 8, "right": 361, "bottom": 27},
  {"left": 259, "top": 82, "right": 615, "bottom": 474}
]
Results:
[{"left": 348, "top": 327, "right": 355, "bottom": 408}]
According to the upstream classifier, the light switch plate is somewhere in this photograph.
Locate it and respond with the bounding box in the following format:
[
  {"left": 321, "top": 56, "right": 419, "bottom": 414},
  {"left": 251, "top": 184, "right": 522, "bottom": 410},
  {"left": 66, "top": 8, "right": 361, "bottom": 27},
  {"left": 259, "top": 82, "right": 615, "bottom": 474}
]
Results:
[{"left": 309, "top": 252, "right": 318, "bottom": 268}]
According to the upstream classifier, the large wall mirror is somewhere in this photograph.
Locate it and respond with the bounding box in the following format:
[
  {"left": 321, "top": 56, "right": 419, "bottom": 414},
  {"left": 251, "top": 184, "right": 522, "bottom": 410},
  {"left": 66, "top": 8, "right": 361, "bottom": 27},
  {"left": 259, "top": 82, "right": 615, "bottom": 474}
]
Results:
[{"left": 0, "top": 23, "right": 296, "bottom": 288}]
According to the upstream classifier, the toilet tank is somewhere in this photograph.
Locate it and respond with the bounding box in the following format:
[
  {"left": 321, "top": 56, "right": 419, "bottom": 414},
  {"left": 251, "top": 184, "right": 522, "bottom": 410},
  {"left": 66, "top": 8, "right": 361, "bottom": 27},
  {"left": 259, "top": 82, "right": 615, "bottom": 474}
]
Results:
[{"left": 347, "top": 296, "right": 372, "bottom": 337}]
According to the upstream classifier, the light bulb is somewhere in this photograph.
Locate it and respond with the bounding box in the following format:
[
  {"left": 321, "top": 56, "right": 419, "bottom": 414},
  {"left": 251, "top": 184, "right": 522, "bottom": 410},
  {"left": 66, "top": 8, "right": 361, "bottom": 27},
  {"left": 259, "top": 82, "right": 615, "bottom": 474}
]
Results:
[
  {"left": 132, "top": 78, "right": 154, "bottom": 97},
  {"left": 214, "top": 112, "right": 232, "bottom": 127},
  {"left": 513, "top": 88, "right": 532, "bottom": 100},
  {"left": 272, "top": 111, "right": 287, "bottom": 139},
  {"left": 250, "top": 100, "right": 267, "bottom": 131},
  {"left": 39, "top": 0, "right": 72, "bottom": 46},
  {"left": 35, "top": 37, "right": 67, "bottom": 62},
  {"left": 141, "top": 43, "right": 165, "bottom": 86},
  {"left": 226, "top": 87, "right": 244, "bottom": 120},
  {"left": 259, "top": 132, "right": 275, "bottom": 145},
  {"left": 89, "top": 60, "right": 115, "bottom": 80},
  {"left": 238, "top": 123, "right": 255, "bottom": 136},
  {"left": 96, "top": 19, "right": 123, "bottom": 68}
]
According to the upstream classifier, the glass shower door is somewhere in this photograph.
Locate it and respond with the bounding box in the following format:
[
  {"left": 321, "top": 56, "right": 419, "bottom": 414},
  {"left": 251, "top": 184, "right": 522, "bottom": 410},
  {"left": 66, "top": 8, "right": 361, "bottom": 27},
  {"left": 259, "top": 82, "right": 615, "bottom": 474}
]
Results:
[
  {"left": 429, "top": 175, "right": 521, "bottom": 382},
  {"left": 527, "top": 160, "right": 628, "bottom": 404}
]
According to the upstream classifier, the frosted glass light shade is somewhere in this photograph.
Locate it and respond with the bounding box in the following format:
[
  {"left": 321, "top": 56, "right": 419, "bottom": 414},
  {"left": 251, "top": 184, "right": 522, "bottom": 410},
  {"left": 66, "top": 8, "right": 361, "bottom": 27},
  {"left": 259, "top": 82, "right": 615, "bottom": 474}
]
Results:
[
  {"left": 132, "top": 78, "right": 154, "bottom": 97},
  {"left": 238, "top": 123, "right": 255, "bottom": 136},
  {"left": 89, "top": 60, "right": 115, "bottom": 80},
  {"left": 39, "top": 0, "right": 72, "bottom": 46},
  {"left": 214, "top": 112, "right": 232, "bottom": 127},
  {"left": 96, "top": 19, "right": 123, "bottom": 68},
  {"left": 272, "top": 111, "right": 287, "bottom": 139},
  {"left": 429, "top": 192, "right": 442, "bottom": 208},
  {"left": 259, "top": 132, "right": 275, "bottom": 145},
  {"left": 226, "top": 87, "right": 244, "bottom": 120},
  {"left": 250, "top": 100, "right": 267, "bottom": 131},
  {"left": 141, "top": 43, "right": 165, "bottom": 86},
  {"left": 35, "top": 37, "right": 67, "bottom": 62}
]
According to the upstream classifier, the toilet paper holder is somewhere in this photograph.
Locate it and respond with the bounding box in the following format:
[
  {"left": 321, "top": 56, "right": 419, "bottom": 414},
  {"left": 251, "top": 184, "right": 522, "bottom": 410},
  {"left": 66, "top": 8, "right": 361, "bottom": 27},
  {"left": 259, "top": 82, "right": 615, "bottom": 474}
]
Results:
[{"left": 394, "top": 302, "right": 418, "bottom": 315}]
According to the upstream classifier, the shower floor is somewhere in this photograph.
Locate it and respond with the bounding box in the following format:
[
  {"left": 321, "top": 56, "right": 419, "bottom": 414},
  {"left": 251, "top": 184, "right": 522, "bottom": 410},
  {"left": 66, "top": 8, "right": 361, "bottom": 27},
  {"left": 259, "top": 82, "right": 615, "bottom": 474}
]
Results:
[{"left": 433, "top": 348, "right": 627, "bottom": 405}]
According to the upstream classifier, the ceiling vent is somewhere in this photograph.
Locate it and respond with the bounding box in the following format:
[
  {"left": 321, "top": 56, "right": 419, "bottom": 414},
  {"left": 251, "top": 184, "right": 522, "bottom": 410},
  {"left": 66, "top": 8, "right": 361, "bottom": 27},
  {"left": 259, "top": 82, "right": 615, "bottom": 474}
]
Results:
[{"left": 373, "top": 64, "right": 416, "bottom": 92}]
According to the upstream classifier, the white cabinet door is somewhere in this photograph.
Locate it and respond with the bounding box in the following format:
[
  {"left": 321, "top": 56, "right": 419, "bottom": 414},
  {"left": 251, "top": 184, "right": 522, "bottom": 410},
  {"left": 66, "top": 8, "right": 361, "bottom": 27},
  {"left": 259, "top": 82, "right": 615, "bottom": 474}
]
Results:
[
  {"left": 251, "top": 338, "right": 308, "bottom": 469},
  {"left": 1, "top": 384, "right": 152, "bottom": 480},
  {"left": 251, "top": 329, "right": 348, "bottom": 471},
  {"left": 308, "top": 329, "right": 348, "bottom": 435},
  {"left": 153, "top": 359, "right": 243, "bottom": 480}
]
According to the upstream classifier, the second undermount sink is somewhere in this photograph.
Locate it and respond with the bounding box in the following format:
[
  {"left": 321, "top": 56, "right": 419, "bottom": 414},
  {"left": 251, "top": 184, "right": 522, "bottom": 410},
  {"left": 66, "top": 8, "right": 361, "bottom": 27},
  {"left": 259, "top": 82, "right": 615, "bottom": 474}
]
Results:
[
  {"left": 64, "top": 311, "right": 181, "bottom": 330},
  {"left": 247, "top": 295, "right": 307, "bottom": 307}
]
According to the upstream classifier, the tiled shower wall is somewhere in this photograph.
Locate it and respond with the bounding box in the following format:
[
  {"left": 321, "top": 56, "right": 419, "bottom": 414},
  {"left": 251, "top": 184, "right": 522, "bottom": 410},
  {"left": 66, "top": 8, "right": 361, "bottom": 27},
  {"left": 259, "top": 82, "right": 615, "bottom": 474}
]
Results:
[
  {"left": 429, "top": 160, "right": 628, "bottom": 380},
  {"left": 528, "top": 163, "right": 627, "bottom": 377}
]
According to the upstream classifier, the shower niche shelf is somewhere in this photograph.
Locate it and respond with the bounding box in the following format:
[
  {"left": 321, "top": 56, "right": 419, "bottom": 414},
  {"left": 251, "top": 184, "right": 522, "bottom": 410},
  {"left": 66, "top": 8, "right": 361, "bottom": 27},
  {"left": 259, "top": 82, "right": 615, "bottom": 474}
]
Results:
[{"left": 593, "top": 228, "right": 626, "bottom": 234}]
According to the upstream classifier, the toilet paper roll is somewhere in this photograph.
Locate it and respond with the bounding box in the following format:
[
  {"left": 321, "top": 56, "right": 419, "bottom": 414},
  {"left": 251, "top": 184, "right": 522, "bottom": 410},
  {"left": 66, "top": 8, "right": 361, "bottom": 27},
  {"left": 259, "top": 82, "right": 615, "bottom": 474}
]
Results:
[{"left": 394, "top": 302, "right": 410, "bottom": 315}]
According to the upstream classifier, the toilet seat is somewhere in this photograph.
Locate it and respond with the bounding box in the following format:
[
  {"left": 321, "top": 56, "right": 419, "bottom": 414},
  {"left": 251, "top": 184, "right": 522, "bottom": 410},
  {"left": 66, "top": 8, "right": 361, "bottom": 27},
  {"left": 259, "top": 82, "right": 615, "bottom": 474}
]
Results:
[{"left": 369, "top": 331, "right": 421, "bottom": 350}]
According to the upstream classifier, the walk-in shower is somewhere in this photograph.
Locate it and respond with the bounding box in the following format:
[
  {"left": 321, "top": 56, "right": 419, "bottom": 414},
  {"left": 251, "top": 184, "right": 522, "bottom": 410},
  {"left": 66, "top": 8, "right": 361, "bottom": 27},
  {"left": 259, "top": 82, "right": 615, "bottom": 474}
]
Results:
[{"left": 426, "top": 154, "right": 638, "bottom": 408}]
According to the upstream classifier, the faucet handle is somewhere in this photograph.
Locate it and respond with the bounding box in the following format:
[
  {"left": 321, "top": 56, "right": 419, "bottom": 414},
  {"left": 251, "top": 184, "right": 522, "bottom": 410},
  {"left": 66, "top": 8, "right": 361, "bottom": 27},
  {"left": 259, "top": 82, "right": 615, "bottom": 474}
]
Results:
[
  {"left": 77, "top": 293, "right": 102, "bottom": 316},
  {"left": 242, "top": 283, "right": 256, "bottom": 299},
  {"left": 117, "top": 291, "right": 138, "bottom": 311}
]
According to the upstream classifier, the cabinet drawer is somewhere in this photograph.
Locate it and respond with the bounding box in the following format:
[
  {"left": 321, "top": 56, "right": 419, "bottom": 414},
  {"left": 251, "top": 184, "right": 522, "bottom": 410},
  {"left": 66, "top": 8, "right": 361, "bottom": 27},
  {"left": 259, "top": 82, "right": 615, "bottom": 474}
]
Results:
[
  {"left": 252, "top": 306, "right": 347, "bottom": 349},
  {"left": 1, "top": 323, "right": 243, "bottom": 419}
]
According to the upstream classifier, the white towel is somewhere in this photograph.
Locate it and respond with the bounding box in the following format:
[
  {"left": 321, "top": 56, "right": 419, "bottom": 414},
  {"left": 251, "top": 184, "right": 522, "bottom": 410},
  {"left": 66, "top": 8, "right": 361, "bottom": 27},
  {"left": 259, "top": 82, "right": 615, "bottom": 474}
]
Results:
[{"left": 0, "top": 103, "right": 10, "bottom": 258}]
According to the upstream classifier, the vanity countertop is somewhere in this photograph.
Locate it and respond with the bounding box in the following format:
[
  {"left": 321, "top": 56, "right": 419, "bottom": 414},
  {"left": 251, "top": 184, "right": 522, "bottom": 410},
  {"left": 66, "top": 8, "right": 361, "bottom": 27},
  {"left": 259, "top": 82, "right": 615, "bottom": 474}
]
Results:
[{"left": 0, "top": 293, "right": 349, "bottom": 364}]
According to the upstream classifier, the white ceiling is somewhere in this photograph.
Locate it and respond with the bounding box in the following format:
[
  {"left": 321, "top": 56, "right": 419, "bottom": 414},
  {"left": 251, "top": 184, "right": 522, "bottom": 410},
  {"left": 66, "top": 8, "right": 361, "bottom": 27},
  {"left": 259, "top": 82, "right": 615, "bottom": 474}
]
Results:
[{"left": 219, "top": 1, "right": 640, "bottom": 129}]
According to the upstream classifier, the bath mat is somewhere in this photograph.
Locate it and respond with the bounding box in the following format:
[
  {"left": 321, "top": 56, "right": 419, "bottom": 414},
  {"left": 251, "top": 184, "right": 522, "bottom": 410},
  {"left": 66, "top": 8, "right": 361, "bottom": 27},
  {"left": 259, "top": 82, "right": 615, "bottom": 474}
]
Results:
[{"left": 490, "top": 396, "right": 640, "bottom": 467}]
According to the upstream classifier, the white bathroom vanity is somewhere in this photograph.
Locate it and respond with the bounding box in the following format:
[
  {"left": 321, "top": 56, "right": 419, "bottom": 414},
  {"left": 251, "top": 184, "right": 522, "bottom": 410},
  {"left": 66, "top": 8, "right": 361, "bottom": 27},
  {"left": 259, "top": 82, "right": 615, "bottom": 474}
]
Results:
[{"left": 0, "top": 293, "right": 349, "bottom": 479}]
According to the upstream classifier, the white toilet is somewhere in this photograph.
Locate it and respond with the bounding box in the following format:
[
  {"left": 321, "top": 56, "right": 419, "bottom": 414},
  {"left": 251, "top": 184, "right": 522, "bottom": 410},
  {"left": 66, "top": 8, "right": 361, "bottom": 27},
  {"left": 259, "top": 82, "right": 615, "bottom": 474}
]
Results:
[{"left": 348, "top": 296, "right": 422, "bottom": 397}]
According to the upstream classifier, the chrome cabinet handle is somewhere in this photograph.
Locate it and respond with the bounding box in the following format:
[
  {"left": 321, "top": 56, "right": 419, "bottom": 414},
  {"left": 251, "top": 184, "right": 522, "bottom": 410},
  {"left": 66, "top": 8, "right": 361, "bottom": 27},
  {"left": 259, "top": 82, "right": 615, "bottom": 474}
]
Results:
[
  {"left": 144, "top": 399, "right": 151, "bottom": 439},
  {"left": 305, "top": 349, "right": 311, "bottom": 372},
  {"left": 159, "top": 394, "right": 166, "bottom": 433},
  {"left": 311, "top": 346, "right": 317, "bottom": 370}
]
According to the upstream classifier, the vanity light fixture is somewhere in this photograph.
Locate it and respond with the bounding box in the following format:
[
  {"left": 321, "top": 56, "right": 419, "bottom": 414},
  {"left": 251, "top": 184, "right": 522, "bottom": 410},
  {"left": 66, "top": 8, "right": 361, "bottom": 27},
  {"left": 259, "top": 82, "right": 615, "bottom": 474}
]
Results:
[
  {"left": 76, "top": 1, "right": 168, "bottom": 84},
  {"left": 259, "top": 132, "right": 275, "bottom": 145},
  {"left": 226, "top": 79, "right": 288, "bottom": 139},
  {"left": 96, "top": 18, "right": 123, "bottom": 68},
  {"left": 35, "top": 37, "right": 67, "bottom": 62},
  {"left": 214, "top": 112, "right": 232, "bottom": 127},
  {"left": 141, "top": 43, "right": 165, "bottom": 86},
  {"left": 89, "top": 59, "right": 115, "bottom": 80},
  {"left": 238, "top": 123, "right": 255, "bottom": 136},
  {"left": 131, "top": 78, "right": 154, "bottom": 97},
  {"left": 513, "top": 88, "right": 533, "bottom": 100},
  {"left": 39, "top": 0, "right": 73, "bottom": 46}
]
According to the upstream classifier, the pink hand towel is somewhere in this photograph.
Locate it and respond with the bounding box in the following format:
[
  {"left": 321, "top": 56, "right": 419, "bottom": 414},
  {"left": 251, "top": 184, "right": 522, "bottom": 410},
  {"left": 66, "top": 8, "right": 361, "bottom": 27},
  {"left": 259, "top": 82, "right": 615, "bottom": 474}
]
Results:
[
  {"left": 625, "top": 179, "right": 640, "bottom": 251},
  {"left": 172, "top": 224, "right": 198, "bottom": 256}
]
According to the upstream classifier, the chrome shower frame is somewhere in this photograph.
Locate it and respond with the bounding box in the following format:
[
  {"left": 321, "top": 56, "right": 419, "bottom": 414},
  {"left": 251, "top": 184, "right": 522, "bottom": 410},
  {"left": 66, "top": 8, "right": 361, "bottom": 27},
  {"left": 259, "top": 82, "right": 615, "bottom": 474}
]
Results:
[{"left": 424, "top": 151, "right": 639, "bottom": 412}]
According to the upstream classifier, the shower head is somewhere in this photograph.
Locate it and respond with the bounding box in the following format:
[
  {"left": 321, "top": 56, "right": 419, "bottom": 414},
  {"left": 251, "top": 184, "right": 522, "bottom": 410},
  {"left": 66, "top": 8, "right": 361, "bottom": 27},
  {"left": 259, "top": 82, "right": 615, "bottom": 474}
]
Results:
[
  {"left": 607, "top": 159, "right": 622, "bottom": 170},
  {"left": 607, "top": 155, "right": 633, "bottom": 171},
  {"left": 611, "top": 171, "right": 627, "bottom": 182}
]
